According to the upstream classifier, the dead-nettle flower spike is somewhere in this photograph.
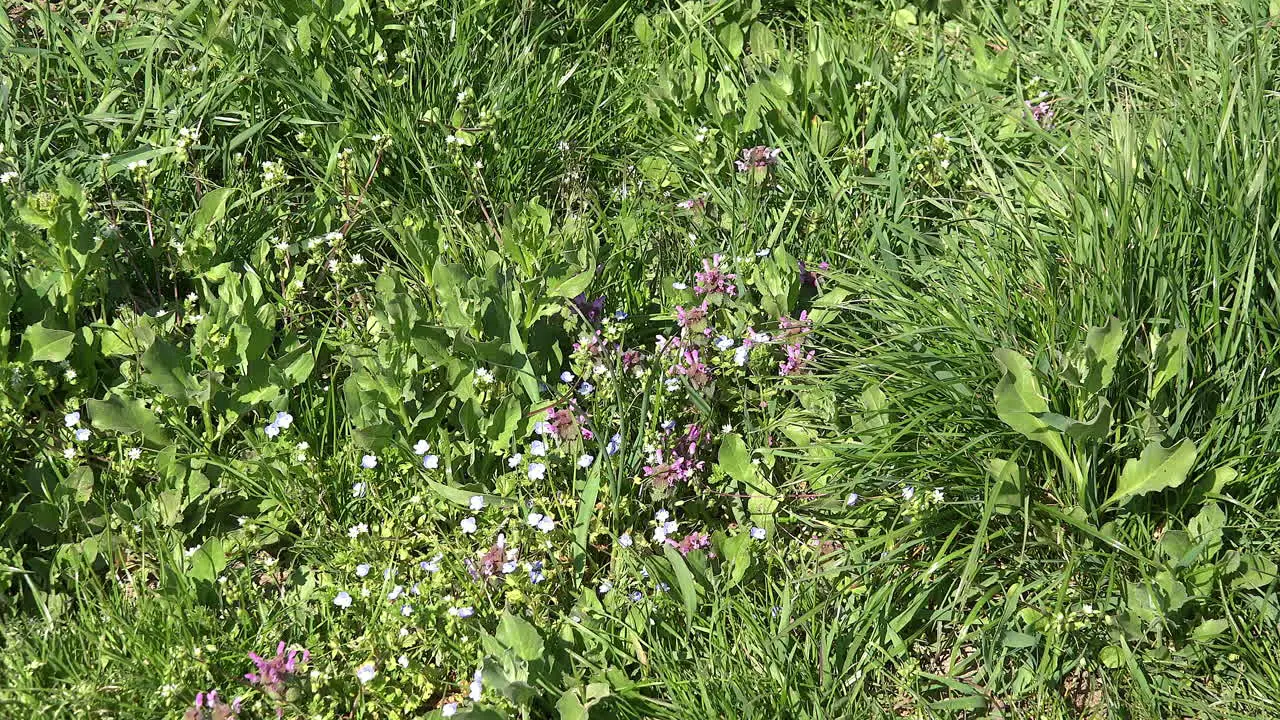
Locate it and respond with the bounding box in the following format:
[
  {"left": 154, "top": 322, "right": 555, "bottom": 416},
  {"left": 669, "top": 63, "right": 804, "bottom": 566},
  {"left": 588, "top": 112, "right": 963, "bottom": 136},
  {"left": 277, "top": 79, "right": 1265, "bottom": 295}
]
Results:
[{"left": 735, "top": 145, "right": 782, "bottom": 172}]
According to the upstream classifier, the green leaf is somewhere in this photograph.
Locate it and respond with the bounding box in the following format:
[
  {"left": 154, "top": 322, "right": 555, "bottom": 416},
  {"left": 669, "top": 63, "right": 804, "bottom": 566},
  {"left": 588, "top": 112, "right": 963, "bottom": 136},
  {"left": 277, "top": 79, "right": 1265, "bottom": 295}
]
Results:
[
  {"left": 20, "top": 321, "right": 75, "bottom": 362},
  {"left": 65, "top": 465, "right": 94, "bottom": 504},
  {"left": 188, "top": 538, "right": 226, "bottom": 583},
  {"left": 1035, "top": 399, "right": 1112, "bottom": 443},
  {"left": 992, "top": 349, "right": 1068, "bottom": 461},
  {"left": 557, "top": 689, "right": 587, "bottom": 720},
  {"left": 1105, "top": 439, "right": 1198, "bottom": 507},
  {"left": 1081, "top": 317, "right": 1125, "bottom": 394},
  {"left": 663, "top": 545, "right": 699, "bottom": 623},
  {"left": 87, "top": 395, "right": 172, "bottom": 446},
  {"left": 1232, "top": 553, "right": 1277, "bottom": 590},
  {"left": 985, "top": 458, "right": 1024, "bottom": 515},
  {"left": 548, "top": 267, "right": 594, "bottom": 299},
  {"left": 1151, "top": 328, "right": 1188, "bottom": 397},
  {"left": 190, "top": 187, "right": 236, "bottom": 236},
  {"left": 1191, "top": 618, "right": 1231, "bottom": 643},
  {"left": 141, "top": 338, "right": 199, "bottom": 403},
  {"left": 424, "top": 478, "right": 513, "bottom": 509},
  {"left": 496, "top": 611, "right": 544, "bottom": 661},
  {"left": 718, "top": 434, "right": 754, "bottom": 485},
  {"left": 1188, "top": 502, "right": 1226, "bottom": 560}
]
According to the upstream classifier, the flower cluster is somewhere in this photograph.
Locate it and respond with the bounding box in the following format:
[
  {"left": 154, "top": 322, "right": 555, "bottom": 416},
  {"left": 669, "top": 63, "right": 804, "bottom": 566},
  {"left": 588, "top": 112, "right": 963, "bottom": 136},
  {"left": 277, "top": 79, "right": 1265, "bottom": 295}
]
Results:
[{"left": 735, "top": 145, "right": 781, "bottom": 172}]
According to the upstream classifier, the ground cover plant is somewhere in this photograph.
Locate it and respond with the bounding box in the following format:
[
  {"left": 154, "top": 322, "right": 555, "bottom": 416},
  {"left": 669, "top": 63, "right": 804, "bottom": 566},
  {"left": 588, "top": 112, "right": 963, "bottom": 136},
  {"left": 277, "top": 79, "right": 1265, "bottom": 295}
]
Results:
[{"left": 2, "top": 0, "right": 1279, "bottom": 717}]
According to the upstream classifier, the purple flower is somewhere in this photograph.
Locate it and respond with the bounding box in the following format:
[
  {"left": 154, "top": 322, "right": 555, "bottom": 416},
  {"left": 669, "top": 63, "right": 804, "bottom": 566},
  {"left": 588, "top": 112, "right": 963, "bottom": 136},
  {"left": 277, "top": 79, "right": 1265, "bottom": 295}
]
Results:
[
  {"left": 185, "top": 691, "right": 241, "bottom": 720},
  {"left": 1026, "top": 99, "right": 1055, "bottom": 127},
  {"left": 735, "top": 145, "right": 781, "bottom": 172},
  {"left": 572, "top": 294, "right": 606, "bottom": 324},
  {"left": 693, "top": 255, "right": 737, "bottom": 297},
  {"left": 244, "top": 642, "right": 309, "bottom": 708}
]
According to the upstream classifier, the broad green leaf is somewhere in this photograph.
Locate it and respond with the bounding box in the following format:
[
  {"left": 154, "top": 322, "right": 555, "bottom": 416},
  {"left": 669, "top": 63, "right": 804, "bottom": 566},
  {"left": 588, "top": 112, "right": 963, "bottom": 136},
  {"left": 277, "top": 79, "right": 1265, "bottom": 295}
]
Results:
[
  {"left": 188, "top": 538, "right": 227, "bottom": 583},
  {"left": 1188, "top": 502, "right": 1225, "bottom": 560},
  {"left": 20, "top": 321, "right": 75, "bottom": 362},
  {"left": 548, "top": 267, "right": 594, "bottom": 299},
  {"left": 992, "top": 349, "right": 1068, "bottom": 461},
  {"left": 1081, "top": 317, "right": 1124, "bottom": 394},
  {"left": 1191, "top": 618, "right": 1231, "bottom": 643},
  {"left": 156, "top": 489, "right": 183, "bottom": 526},
  {"left": 556, "top": 689, "right": 587, "bottom": 720},
  {"left": 717, "top": 434, "right": 754, "bottom": 485},
  {"left": 1232, "top": 553, "right": 1277, "bottom": 590},
  {"left": 141, "top": 338, "right": 200, "bottom": 403},
  {"left": 65, "top": 465, "right": 94, "bottom": 503},
  {"left": 425, "top": 478, "right": 513, "bottom": 508},
  {"left": 1034, "top": 399, "right": 1112, "bottom": 443},
  {"left": 1150, "top": 327, "right": 1187, "bottom": 397},
  {"left": 190, "top": 187, "right": 235, "bottom": 236},
  {"left": 87, "top": 395, "right": 172, "bottom": 446},
  {"left": 985, "top": 458, "right": 1024, "bottom": 515},
  {"left": 663, "top": 545, "right": 698, "bottom": 623},
  {"left": 1105, "top": 439, "right": 1197, "bottom": 507},
  {"left": 1001, "top": 630, "right": 1039, "bottom": 648},
  {"left": 719, "top": 532, "right": 752, "bottom": 589},
  {"left": 497, "top": 611, "right": 544, "bottom": 661}
]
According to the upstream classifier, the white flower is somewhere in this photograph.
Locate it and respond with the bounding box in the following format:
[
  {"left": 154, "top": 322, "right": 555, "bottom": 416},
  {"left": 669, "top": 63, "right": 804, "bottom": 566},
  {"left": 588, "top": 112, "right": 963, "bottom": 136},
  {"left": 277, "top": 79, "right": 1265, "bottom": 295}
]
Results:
[
  {"left": 560, "top": 371, "right": 575, "bottom": 383},
  {"left": 654, "top": 509, "right": 670, "bottom": 523},
  {"left": 598, "top": 580, "right": 613, "bottom": 594},
  {"left": 351, "top": 482, "right": 366, "bottom": 498},
  {"left": 527, "top": 512, "right": 544, "bottom": 528},
  {"left": 397, "top": 654, "right": 409, "bottom": 668},
  {"left": 530, "top": 440, "right": 547, "bottom": 456},
  {"left": 902, "top": 487, "right": 916, "bottom": 501},
  {"left": 264, "top": 423, "right": 281, "bottom": 438},
  {"left": 413, "top": 439, "right": 430, "bottom": 455},
  {"left": 537, "top": 516, "right": 555, "bottom": 533},
  {"left": 619, "top": 533, "right": 633, "bottom": 548},
  {"left": 388, "top": 585, "right": 404, "bottom": 600},
  {"left": 846, "top": 492, "right": 859, "bottom": 506},
  {"left": 501, "top": 561, "right": 517, "bottom": 574},
  {"left": 528, "top": 462, "right": 546, "bottom": 480},
  {"left": 756, "top": 248, "right": 771, "bottom": 257},
  {"left": 932, "top": 488, "right": 944, "bottom": 503},
  {"left": 469, "top": 669, "right": 483, "bottom": 701},
  {"left": 126, "top": 447, "right": 143, "bottom": 460},
  {"left": 184, "top": 545, "right": 201, "bottom": 558},
  {"left": 750, "top": 527, "right": 767, "bottom": 540},
  {"left": 449, "top": 606, "right": 474, "bottom": 618},
  {"left": 577, "top": 454, "right": 594, "bottom": 469},
  {"left": 423, "top": 454, "right": 440, "bottom": 469},
  {"left": 460, "top": 517, "right": 477, "bottom": 534},
  {"left": 400, "top": 604, "right": 413, "bottom": 617},
  {"left": 442, "top": 702, "right": 458, "bottom": 717},
  {"left": 356, "top": 663, "right": 377, "bottom": 684},
  {"left": 333, "top": 591, "right": 353, "bottom": 608},
  {"left": 74, "top": 428, "right": 91, "bottom": 442},
  {"left": 273, "top": 411, "right": 293, "bottom": 428},
  {"left": 348, "top": 523, "right": 369, "bottom": 538},
  {"left": 63, "top": 448, "right": 76, "bottom": 459},
  {"left": 469, "top": 495, "right": 485, "bottom": 511},
  {"left": 474, "top": 368, "right": 496, "bottom": 385},
  {"left": 507, "top": 453, "right": 523, "bottom": 468},
  {"left": 0, "top": 171, "right": 18, "bottom": 185},
  {"left": 360, "top": 454, "right": 378, "bottom": 469},
  {"left": 715, "top": 336, "right": 735, "bottom": 351},
  {"left": 533, "top": 420, "right": 552, "bottom": 435},
  {"left": 672, "top": 281, "right": 688, "bottom": 290},
  {"left": 355, "top": 563, "right": 371, "bottom": 577},
  {"left": 64, "top": 412, "right": 80, "bottom": 427}
]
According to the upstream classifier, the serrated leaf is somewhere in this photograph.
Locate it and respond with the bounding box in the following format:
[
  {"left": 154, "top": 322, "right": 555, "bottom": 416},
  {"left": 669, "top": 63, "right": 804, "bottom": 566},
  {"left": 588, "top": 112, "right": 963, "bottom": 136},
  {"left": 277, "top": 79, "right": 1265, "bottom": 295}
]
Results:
[{"left": 1105, "top": 439, "right": 1198, "bottom": 507}]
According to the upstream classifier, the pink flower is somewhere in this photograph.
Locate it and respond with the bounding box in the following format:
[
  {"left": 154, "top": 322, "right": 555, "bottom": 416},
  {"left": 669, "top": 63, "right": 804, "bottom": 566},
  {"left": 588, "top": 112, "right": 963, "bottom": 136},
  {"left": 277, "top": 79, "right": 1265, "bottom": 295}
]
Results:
[
  {"left": 735, "top": 146, "right": 781, "bottom": 172},
  {"left": 693, "top": 255, "right": 737, "bottom": 297}
]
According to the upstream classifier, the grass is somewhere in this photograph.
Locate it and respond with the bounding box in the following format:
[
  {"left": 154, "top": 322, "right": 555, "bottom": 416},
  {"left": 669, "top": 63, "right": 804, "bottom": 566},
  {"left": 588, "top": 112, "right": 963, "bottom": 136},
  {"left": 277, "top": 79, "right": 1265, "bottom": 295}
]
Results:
[{"left": 1, "top": 0, "right": 1279, "bottom": 718}]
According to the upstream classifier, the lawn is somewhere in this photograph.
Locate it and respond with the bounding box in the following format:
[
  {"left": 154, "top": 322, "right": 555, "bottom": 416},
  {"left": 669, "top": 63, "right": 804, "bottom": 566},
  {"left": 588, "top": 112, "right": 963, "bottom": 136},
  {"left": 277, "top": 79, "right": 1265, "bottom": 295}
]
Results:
[{"left": 2, "top": 0, "right": 1279, "bottom": 718}]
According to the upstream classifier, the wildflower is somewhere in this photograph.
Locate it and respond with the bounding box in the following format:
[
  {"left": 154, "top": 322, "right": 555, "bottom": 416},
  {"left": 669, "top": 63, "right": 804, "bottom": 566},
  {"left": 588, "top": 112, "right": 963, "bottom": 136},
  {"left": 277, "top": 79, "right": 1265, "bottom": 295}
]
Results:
[
  {"left": 750, "top": 527, "right": 767, "bottom": 540},
  {"left": 932, "top": 488, "right": 944, "bottom": 503},
  {"left": 126, "top": 447, "right": 143, "bottom": 460},
  {"left": 442, "top": 702, "right": 459, "bottom": 717},
  {"left": 672, "top": 281, "right": 688, "bottom": 290},
  {"left": 460, "top": 517, "right": 478, "bottom": 534},
  {"left": 0, "top": 171, "right": 17, "bottom": 185},
  {"left": 448, "top": 606, "right": 474, "bottom": 618},
  {"left": 469, "top": 669, "right": 484, "bottom": 701},
  {"left": 577, "top": 454, "right": 595, "bottom": 469},
  {"left": 619, "top": 533, "right": 633, "bottom": 548},
  {"left": 670, "top": 531, "right": 711, "bottom": 556},
  {"left": 530, "top": 440, "right": 547, "bottom": 456},
  {"left": 469, "top": 495, "right": 485, "bottom": 511},
  {"left": 629, "top": 590, "right": 644, "bottom": 602},
  {"left": 534, "top": 420, "right": 551, "bottom": 435},
  {"left": 360, "top": 454, "right": 378, "bottom": 469},
  {"left": 714, "top": 336, "right": 735, "bottom": 351},
  {"left": 397, "top": 655, "right": 409, "bottom": 668},
  {"left": 64, "top": 412, "right": 80, "bottom": 427},
  {"left": 1026, "top": 99, "right": 1055, "bottom": 127},
  {"left": 334, "top": 591, "right": 353, "bottom": 608},
  {"left": 273, "top": 412, "right": 293, "bottom": 429},
  {"left": 735, "top": 145, "right": 781, "bottom": 172},
  {"left": 388, "top": 585, "right": 404, "bottom": 601},
  {"left": 902, "top": 487, "right": 916, "bottom": 501},
  {"left": 185, "top": 545, "right": 201, "bottom": 558},
  {"left": 400, "top": 604, "right": 413, "bottom": 617},
  {"left": 356, "top": 663, "right": 377, "bottom": 684},
  {"left": 63, "top": 447, "right": 76, "bottom": 459},
  {"left": 74, "top": 428, "right": 91, "bottom": 442},
  {"left": 413, "top": 439, "right": 430, "bottom": 455},
  {"left": 528, "top": 463, "right": 546, "bottom": 480},
  {"left": 528, "top": 561, "right": 545, "bottom": 583},
  {"left": 423, "top": 454, "right": 440, "bottom": 469},
  {"left": 473, "top": 368, "right": 496, "bottom": 386},
  {"left": 348, "top": 523, "right": 369, "bottom": 538},
  {"left": 676, "top": 196, "right": 707, "bottom": 211},
  {"left": 846, "top": 492, "right": 859, "bottom": 506},
  {"left": 694, "top": 255, "right": 737, "bottom": 296},
  {"left": 560, "top": 371, "right": 575, "bottom": 383},
  {"left": 606, "top": 433, "right": 622, "bottom": 456},
  {"left": 356, "top": 563, "right": 371, "bottom": 577},
  {"left": 421, "top": 554, "right": 442, "bottom": 573},
  {"left": 264, "top": 423, "right": 281, "bottom": 438},
  {"left": 577, "top": 381, "right": 594, "bottom": 397},
  {"left": 598, "top": 580, "right": 613, "bottom": 594},
  {"left": 351, "top": 482, "right": 366, "bottom": 498},
  {"left": 245, "top": 642, "right": 309, "bottom": 700}
]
